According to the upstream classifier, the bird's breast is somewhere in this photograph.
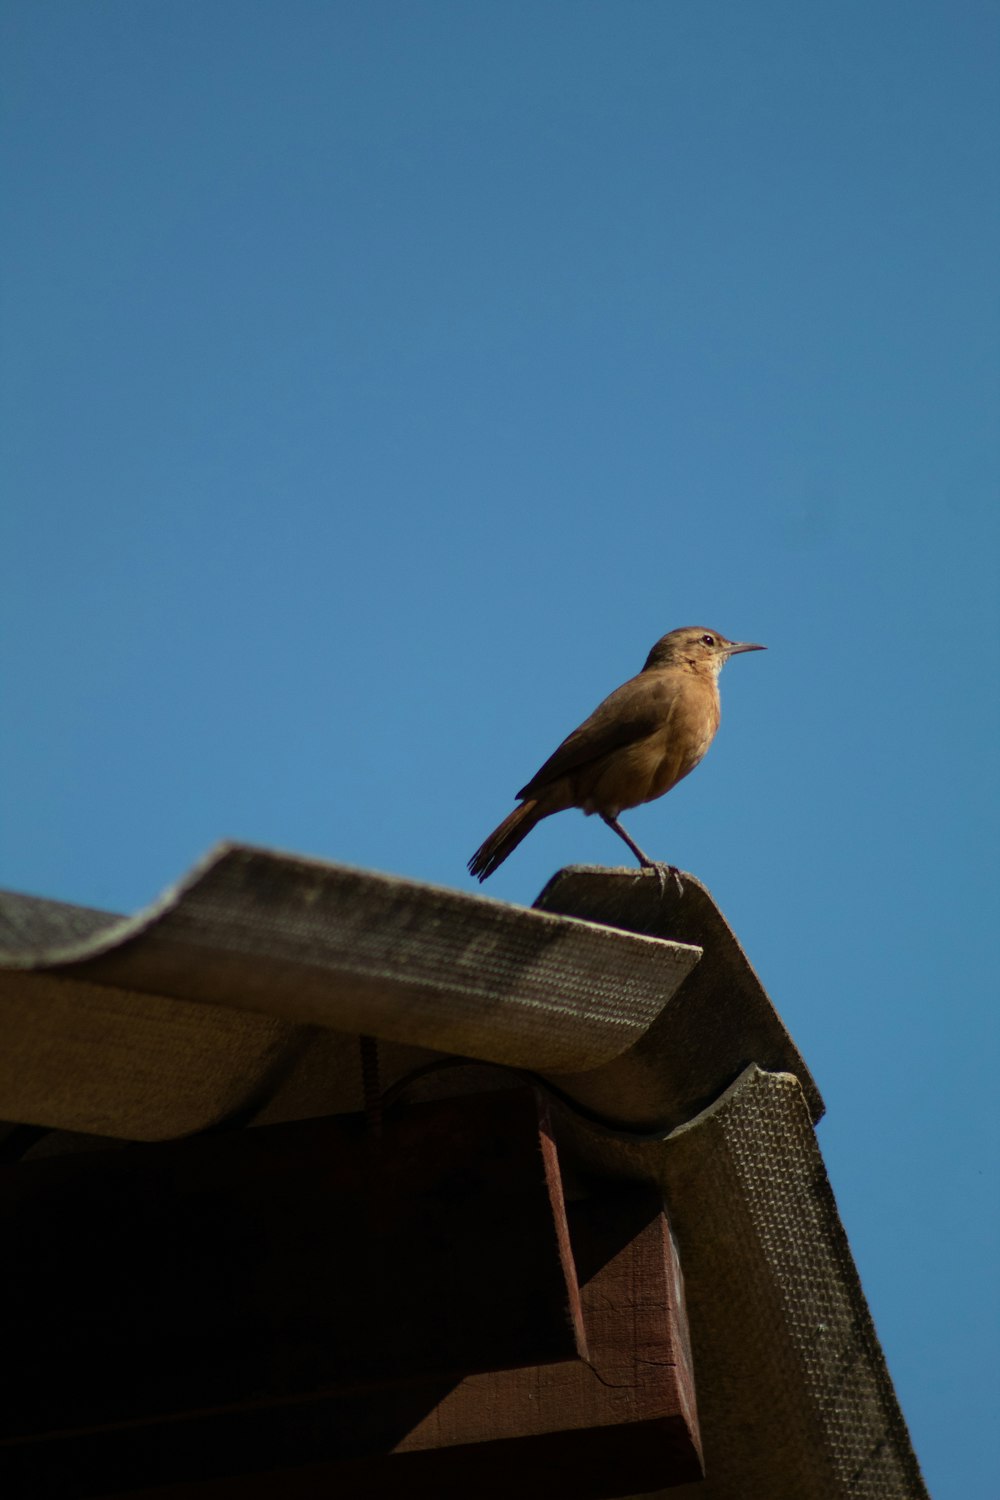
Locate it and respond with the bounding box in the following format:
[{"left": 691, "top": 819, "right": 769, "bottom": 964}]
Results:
[
  {"left": 572, "top": 669, "right": 722, "bottom": 816},
  {"left": 643, "top": 682, "right": 721, "bottom": 800}
]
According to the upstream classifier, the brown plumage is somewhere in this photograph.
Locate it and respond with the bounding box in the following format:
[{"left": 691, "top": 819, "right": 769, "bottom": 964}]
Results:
[{"left": 468, "top": 625, "right": 765, "bottom": 881}]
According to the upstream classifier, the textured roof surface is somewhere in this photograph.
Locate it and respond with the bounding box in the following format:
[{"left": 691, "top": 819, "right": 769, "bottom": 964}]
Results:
[
  {"left": 537, "top": 864, "right": 822, "bottom": 1129},
  {"left": 0, "top": 844, "right": 819, "bottom": 1142},
  {"left": 0, "top": 846, "right": 925, "bottom": 1498},
  {"left": 556, "top": 1065, "right": 927, "bottom": 1500},
  {"left": 0, "top": 844, "right": 702, "bottom": 1138}
]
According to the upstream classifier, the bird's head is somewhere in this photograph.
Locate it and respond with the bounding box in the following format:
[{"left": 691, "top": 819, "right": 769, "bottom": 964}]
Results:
[{"left": 642, "top": 626, "right": 766, "bottom": 675}]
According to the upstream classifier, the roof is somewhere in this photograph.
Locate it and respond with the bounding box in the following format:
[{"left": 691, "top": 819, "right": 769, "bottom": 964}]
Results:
[
  {"left": 0, "top": 844, "right": 926, "bottom": 1498},
  {"left": 0, "top": 842, "right": 808, "bottom": 1140}
]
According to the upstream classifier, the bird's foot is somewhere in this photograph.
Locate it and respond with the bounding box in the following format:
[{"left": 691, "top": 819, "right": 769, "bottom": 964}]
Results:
[{"left": 641, "top": 860, "right": 684, "bottom": 897}]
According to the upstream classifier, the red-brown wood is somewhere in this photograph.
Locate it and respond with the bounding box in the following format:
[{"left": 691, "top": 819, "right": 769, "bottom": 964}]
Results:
[
  {"left": 393, "top": 1189, "right": 702, "bottom": 1477},
  {"left": 1, "top": 1096, "right": 702, "bottom": 1497},
  {"left": 1, "top": 1090, "right": 583, "bottom": 1436}
]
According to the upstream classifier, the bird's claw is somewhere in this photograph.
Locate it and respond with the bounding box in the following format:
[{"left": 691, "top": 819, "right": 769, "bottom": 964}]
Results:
[{"left": 642, "top": 861, "right": 684, "bottom": 898}]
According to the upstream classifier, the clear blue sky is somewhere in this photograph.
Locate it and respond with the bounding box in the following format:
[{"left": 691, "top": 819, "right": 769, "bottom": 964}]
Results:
[{"left": 2, "top": 3, "right": 997, "bottom": 1492}]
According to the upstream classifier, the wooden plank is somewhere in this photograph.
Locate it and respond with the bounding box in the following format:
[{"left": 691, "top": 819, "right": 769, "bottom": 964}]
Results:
[
  {"left": 88, "top": 1424, "right": 701, "bottom": 1500},
  {"left": 1, "top": 1090, "right": 584, "bottom": 1442},
  {"left": 2, "top": 1187, "right": 702, "bottom": 1498},
  {"left": 399, "top": 1188, "right": 701, "bottom": 1455}
]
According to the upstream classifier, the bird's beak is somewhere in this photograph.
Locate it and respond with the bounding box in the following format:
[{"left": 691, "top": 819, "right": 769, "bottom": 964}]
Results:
[{"left": 726, "top": 640, "right": 766, "bottom": 655}]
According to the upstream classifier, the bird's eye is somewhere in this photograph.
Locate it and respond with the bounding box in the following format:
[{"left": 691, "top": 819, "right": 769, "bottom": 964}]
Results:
[{"left": 701, "top": 634, "right": 715, "bottom": 646}]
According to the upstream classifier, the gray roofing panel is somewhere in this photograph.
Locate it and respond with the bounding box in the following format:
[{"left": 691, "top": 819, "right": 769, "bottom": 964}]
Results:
[
  {"left": 0, "top": 848, "right": 924, "bottom": 1498},
  {"left": 537, "top": 864, "right": 823, "bottom": 1128},
  {"left": 0, "top": 845, "right": 701, "bottom": 1138},
  {"left": 555, "top": 1065, "right": 927, "bottom": 1500}
]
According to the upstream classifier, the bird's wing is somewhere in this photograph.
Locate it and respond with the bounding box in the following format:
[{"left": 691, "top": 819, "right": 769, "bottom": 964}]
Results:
[{"left": 516, "top": 673, "right": 667, "bottom": 798}]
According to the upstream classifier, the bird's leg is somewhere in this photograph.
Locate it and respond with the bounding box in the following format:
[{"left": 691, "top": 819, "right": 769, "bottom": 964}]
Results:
[
  {"left": 600, "top": 815, "right": 684, "bottom": 896},
  {"left": 601, "top": 813, "right": 655, "bottom": 866}
]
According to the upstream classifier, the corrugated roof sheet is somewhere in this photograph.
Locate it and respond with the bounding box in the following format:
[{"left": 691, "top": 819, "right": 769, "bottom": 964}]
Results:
[
  {"left": 0, "top": 843, "right": 820, "bottom": 1140},
  {"left": 0, "top": 843, "right": 703, "bottom": 1138},
  {"left": 0, "top": 844, "right": 925, "bottom": 1499},
  {"left": 555, "top": 1065, "right": 927, "bottom": 1500},
  {"left": 537, "top": 864, "right": 822, "bottom": 1129}
]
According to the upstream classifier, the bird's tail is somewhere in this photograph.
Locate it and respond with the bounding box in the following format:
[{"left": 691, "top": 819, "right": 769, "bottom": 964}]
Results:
[{"left": 468, "top": 799, "right": 543, "bottom": 881}]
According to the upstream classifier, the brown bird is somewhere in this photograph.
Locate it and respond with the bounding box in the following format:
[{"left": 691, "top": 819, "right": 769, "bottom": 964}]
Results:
[{"left": 468, "top": 626, "right": 765, "bottom": 884}]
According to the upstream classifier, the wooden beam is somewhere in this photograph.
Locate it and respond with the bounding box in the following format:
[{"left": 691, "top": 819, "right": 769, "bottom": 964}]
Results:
[
  {"left": 1, "top": 1090, "right": 583, "bottom": 1438},
  {"left": 1, "top": 1094, "right": 702, "bottom": 1496}
]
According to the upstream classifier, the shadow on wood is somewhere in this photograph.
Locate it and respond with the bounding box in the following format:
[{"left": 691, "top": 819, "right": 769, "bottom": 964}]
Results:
[{"left": 1, "top": 1088, "right": 701, "bottom": 1497}]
